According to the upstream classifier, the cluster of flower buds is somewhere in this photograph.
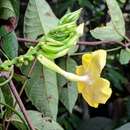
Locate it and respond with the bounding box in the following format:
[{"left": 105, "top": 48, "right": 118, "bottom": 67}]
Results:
[
  {"left": 37, "top": 9, "right": 83, "bottom": 59},
  {"left": 0, "top": 47, "right": 36, "bottom": 70},
  {"left": 0, "top": 9, "right": 83, "bottom": 71}
]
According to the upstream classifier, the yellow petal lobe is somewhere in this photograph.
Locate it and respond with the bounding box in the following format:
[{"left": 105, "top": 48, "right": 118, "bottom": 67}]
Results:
[
  {"left": 92, "top": 78, "right": 112, "bottom": 104},
  {"left": 82, "top": 53, "right": 92, "bottom": 70},
  {"left": 76, "top": 65, "right": 85, "bottom": 93},
  {"left": 92, "top": 50, "right": 107, "bottom": 74}
]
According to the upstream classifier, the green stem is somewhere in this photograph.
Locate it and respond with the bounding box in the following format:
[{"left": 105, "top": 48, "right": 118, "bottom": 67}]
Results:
[
  {"left": 0, "top": 66, "right": 14, "bottom": 86},
  {"left": 106, "top": 46, "right": 122, "bottom": 52},
  {"left": 0, "top": 102, "right": 28, "bottom": 129},
  {"left": 0, "top": 49, "right": 9, "bottom": 60},
  {"left": 5, "top": 59, "right": 37, "bottom": 130}
]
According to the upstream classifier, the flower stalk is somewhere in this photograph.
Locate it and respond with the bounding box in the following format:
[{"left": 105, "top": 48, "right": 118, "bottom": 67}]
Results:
[{"left": 37, "top": 54, "right": 88, "bottom": 82}]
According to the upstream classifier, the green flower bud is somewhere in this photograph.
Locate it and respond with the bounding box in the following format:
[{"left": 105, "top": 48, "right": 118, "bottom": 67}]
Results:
[
  {"left": 27, "top": 55, "right": 34, "bottom": 61},
  {"left": 59, "top": 9, "right": 82, "bottom": 25},
  {"left": 16, "top": 63, "right": 23, "bottom": 67},
  {"left": 18, "top": 56, "right": 24, "bottom": 63},
  {"left": 24, "top": 60, "right": 29, "bottom": 66}
]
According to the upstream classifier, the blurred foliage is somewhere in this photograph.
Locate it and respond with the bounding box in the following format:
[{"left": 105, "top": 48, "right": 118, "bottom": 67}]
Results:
[{"left": 0, "top": 0, "right": 130, "bottom": 130}]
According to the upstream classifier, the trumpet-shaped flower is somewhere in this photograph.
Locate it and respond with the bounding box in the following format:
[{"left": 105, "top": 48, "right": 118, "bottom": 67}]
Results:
[
  {"left": 37, "top": 49, "right": 112, "bottom": 108},
  {"left": 76, "top": 50, "right": 112, "bottom": 108}
]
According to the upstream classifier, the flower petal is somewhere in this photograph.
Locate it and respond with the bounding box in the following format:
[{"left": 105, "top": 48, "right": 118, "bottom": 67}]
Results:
[
  {"left": 82, "top": 50, "right": 107, "bottom": 78},
  {"left": 76, "top": 65, "right": 86, "bottom": 93},
  {"left": 80, "top": 77, "right": 111, "bottom": 108},
  {"left": 82, "top": 87, "right": 99, "bottom": 108},
  {"left": 92, "top": 78, "right": 112, "bottom": 104},
  {"left": 92, "top": 50, "right": 107, "bottom": 74},
  {"left": 82, "top": 53, "right": 92, "bottom": 70},
  {"left": 77, "top": 81, "right": 86, "bottom": 93}
]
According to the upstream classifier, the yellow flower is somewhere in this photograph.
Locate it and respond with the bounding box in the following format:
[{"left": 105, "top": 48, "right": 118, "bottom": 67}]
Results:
[{"left": 76, "top": 50, "right": 112, "bottom": 108}]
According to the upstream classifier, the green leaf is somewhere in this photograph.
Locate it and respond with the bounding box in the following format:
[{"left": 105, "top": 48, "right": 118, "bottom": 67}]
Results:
[
  {"left": 22, "top": 61, "right": 58, "bottom": 120},
  {"left": 90, "top": 22, "right": 123, "bottom": 41},
  {"left": 68, "top": 45, "right": 79, "bottom": 56},
  {"left": 57, "top": 59, "right": 67, "bottom": 88},
  {"left": 10, "top": 0, "right": 20, "bottom": 17},
  {"left": 0, "top": 85, "right": 14, "bottom": 107},
  {"left": 119, "top": 49, "right": 130, "bottom": 65},
  {"left": 1, "top": 31, "right": 18, "bottom": 59},
  {"left": 118, "top": 0, "right": 126, "bottom": 3},
  {"left": 58, "top": 57, "right": 78, "bottom": 113},
  {"left": 12, "top": 110, "right": 64, "bottom": 130},
  {"left": 79, "top": 117, "right": 113, "bottom": 130},
  {"left": 78, "top": 0, "right": 94, "bottom": 9},
  {"left": 24, "top": 0, "right": 59, "bottom": 45},
  {"left": 90, "top": 0, "right": 125, "bottom": 41},
  {"left": 106, "top": 0, "right": 125, "bottom": 36},
  {"left": 0, "top": 84, "right": 14, "bottom": 118},
  {"left": 114, "top": 123, "right": 130, "bottom": 130},
  {"left": 0, "top": 0, "right": 18, "bottom": 19},
  {"left": 106, "top": 68, "right": 127, "bottom": 91},
  {"left": 0, "top": 61, "right": 14, "bottom": 109},
  {"left": 23, "top": 0, "right": 59, "bottom": 120}
]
